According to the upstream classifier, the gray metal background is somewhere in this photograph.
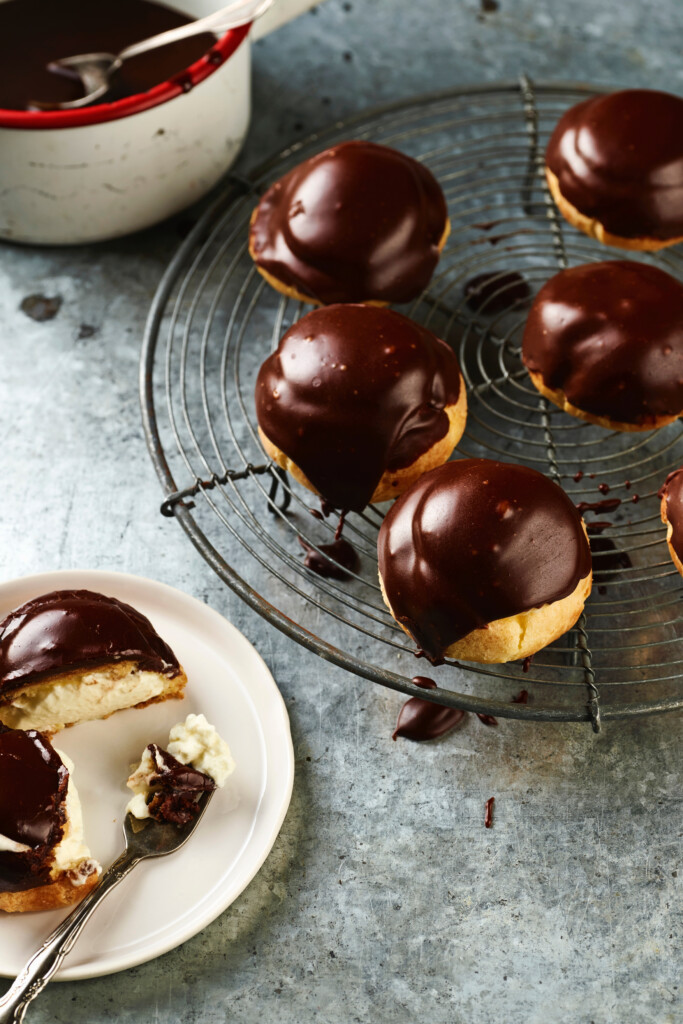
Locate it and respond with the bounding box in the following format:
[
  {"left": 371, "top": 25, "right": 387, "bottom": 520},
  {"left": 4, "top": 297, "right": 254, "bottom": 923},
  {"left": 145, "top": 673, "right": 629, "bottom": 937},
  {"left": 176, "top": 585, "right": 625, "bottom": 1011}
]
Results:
[{"left": 1, "top": 1, "right": 682, "bottom": 1021}]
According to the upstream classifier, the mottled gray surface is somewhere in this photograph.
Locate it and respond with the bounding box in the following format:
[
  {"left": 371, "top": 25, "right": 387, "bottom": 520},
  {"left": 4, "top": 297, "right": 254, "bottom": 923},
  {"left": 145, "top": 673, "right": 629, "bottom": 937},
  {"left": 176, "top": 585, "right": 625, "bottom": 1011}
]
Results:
[{"left": 1, "top": 1, "right": 683, "bottom": 1021}]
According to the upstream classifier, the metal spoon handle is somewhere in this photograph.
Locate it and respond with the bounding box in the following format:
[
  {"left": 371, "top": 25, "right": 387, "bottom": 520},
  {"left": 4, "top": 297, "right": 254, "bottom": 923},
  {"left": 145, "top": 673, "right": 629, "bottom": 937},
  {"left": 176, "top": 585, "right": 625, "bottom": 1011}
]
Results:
[
  {"left": 0, "top": 849, "right": 138, "bottom": 1024},
  {"left": 120, "top": 0, "right": 274, "bottom": 62}
]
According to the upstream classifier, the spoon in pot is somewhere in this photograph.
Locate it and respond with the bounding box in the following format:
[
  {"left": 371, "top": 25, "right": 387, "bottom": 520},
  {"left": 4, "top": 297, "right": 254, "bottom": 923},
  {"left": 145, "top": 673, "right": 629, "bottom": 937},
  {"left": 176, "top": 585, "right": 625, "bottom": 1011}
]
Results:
[{"left": 31, "top": 0, "right": 274, "bottom": 111}]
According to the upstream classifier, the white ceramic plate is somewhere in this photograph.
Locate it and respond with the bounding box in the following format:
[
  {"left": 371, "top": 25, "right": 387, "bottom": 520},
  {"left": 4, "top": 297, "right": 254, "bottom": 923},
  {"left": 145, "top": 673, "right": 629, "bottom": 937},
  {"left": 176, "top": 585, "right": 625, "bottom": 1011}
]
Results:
[{"left": 0, "top": 570, "right": 294, "bottom": 980}]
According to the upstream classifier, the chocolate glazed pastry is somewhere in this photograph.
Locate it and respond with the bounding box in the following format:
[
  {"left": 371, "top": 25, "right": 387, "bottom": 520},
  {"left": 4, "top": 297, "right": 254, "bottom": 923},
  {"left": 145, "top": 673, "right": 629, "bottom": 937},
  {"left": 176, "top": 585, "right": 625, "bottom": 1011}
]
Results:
[
  {"left": 545, "top": 90, "right": 683, "bottom": 250},
  {"left": 256, "top": 304, "right": 466, "bottom": 512},
  {"left": 140, "top": 744, "right": 215, "bottom": 826},
  {"left": 522, "top": 261, "right": 683, "bottom": 431},
  {"left": 660, "top": 467, "right": 683, "bottom": 576},
  {"left": 0, "top": 726, "right": 68, "bottom": 895},
  {"left": 249, "top": 140, "right": 450, "bottom": 305},
  {"left": 378, "top": 459, "right": 592, "bottom": 664},
  {"left": 0, "top": 590, "right": 187, "bottom": 733}
]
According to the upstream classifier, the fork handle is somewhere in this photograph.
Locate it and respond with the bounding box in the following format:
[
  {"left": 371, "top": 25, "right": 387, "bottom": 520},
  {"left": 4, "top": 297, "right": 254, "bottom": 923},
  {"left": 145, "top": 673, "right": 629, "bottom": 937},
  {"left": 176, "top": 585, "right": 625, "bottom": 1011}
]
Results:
[{"left": 0, "top": 848, "right": 139, "bottom": 1024}]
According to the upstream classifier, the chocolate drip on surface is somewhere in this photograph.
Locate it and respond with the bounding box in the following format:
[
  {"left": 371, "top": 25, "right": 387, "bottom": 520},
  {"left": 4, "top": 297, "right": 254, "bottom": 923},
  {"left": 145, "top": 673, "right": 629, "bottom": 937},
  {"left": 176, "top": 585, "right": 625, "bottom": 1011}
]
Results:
[
  {"left": 573, "top": 471, "right": 584, "bottom": 482},
  {"left": 576, "top": 498, "right": 621, "bottom": 515},
  {"left": 590, "top": 536, "right": 632, "bottom": 593},
  {"left": 0, "top": 0, "right": 216, "bottom": 111},
  {"left": 523, "top": 261, "right": 683, "bottom": 425},
  {"left": 463, "top": 271, "right": 530, "bottom": 313},
  {"left": 512, "top": 688, "right": 529, "bottom": 702},
  {"left": 476, "top": 713, "right": 498, "bottom": 727},
  {"left": 546, "top": 90, "right": 683, "bottom": 240},
  {"left": 661, "top": 467, "right": 683, "bottom": 563},
  {"left": 144, "top": 745, "right": 215, "bottom": 826},
  {"left": 484, "top": 796, "right": 495, "bottom": 829},
  {"left": 0, "top": 727, "right": 67, "bottom": 893},
  {"left": 256, "top": 304, "right": 461, "bottom": 512},
  {"left": 378, "top": 459, "right": 591, "bottom": 662},
  {"left": 392, "top": 677, "right": 466, "bottom": 742},
  {"left": 0, "top": 589, "right": 181, "bottom": 695},
  {"left": 298, "top": 536, "right": 359, "bottom": 580},
  {"left": 250, "top": 140, "right": 448, "bottom": 304}
]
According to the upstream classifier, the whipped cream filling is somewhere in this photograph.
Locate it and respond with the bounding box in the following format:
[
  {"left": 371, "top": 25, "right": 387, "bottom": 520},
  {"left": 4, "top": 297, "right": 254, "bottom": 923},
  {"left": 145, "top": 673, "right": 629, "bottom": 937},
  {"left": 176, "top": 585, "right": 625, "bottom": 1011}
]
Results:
[
  {"left": 52, "top": 750, "right": 101, "bottom": 883},
  {"left": 0, "top": 668, "right": 166, "bottom": 732}
]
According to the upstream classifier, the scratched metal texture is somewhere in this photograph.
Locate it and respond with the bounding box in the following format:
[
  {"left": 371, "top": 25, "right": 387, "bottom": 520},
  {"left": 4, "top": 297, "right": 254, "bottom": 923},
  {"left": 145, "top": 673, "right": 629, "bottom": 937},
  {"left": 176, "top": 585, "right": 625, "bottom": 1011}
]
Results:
[{"left": 1, "top": 1, "right": 682, "bottom": 1021}]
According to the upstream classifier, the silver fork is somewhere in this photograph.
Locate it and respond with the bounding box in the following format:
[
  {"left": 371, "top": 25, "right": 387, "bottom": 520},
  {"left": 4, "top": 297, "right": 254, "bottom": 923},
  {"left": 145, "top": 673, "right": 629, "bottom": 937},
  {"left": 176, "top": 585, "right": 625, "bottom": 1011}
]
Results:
[
  {"left": 32, "top": 0, "right": 274, "bottom": 110},
  {"left": 0, "top": 793, "right": 214, "bottom": 1023}
]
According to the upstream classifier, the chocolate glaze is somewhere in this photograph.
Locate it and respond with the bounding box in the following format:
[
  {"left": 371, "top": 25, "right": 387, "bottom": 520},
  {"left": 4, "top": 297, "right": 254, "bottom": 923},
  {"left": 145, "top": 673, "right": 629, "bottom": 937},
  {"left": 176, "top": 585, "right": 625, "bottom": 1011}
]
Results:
[
  {"left": 250, "top": 141, "right": 448, "bottom": 304},
  {"left": 256, "top": 304, "right": 462, "bottom": 511},
  {"left": 573, "top": 471, "right": 584, "bottom": 483},
  {"left": 660, "top": 467, "right": 683, "bottom": 563},
  {"left": 378, "top": 459, "right": 591, "bottom": 661},
  {"left": 0, "top": 590, "right": 181, "bottom": 696},
  {"left": 476, "top": 713, "right": 498, "bottom": 727},
  {"left": 463, "top": 271, "right": 530, "bottom": 313},
  {"left": 0, "top": 0, "right": 216, "bottom": 111},
  {"left": 298, "top": 536, "right": 359, "bottom": 580},
  {"left": 512, "top": 688, "right": 529, "bottom": 702},
  {"left": 523, "top": 261, "right": 683, "bottom": 425},
  {"left": 392, "top": 677, "right": 466, "bottom": 742},
  {"left": 598, "top": 483, "right": 610, "bottom": 495},
  {"left": 143, "top": 745, "right": 215, "bottom": 826},
  {"left": 484, "top": 796, "right": 495, "bottom": 829},
  {"left": 546, "top": 90, "right": 683, "bottom": 241},
  {"left": 0, "top": 726, "right": 67, "bottom": 893}
]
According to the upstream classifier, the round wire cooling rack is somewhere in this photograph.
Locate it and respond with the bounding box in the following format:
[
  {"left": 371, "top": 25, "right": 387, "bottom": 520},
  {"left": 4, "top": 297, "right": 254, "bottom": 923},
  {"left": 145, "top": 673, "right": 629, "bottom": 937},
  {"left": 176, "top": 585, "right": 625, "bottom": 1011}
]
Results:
[{"left": 141, "top": 76, "right": 683, "bottom": 729}]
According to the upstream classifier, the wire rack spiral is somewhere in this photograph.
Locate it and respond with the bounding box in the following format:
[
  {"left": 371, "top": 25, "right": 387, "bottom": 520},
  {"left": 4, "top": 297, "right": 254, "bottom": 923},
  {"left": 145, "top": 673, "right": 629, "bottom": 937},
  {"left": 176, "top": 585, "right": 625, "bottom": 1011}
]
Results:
[{"left": 141, "top": 77, "right": 683, "bottom": 728}]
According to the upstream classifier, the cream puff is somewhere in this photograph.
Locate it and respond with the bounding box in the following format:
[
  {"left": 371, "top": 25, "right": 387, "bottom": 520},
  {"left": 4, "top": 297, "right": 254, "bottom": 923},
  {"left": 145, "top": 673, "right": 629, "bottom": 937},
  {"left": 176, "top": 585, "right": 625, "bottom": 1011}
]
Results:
[
  {"left": 249, "top": 140, "right": 449, "bottom": 305},
  {"left": 255, "top": 304, "right": 467, "bottom": 512},
  {"left": 522, "top": 261, "right": 683, "bottom": 431},
  {"left": 0, "top": 590, "right": 187, "bottom": 733},
  {"left": 0, "top": 726, "right": 100, "bottom": 913},
  {"left": 545, "top": 89, "right": 683, "bottom": 250},
  {"left": 377, "top": 459, "right": 592, "bottom": 664},
  {"left": 660, "top": 467, "right": 683, "bottom": 576}
]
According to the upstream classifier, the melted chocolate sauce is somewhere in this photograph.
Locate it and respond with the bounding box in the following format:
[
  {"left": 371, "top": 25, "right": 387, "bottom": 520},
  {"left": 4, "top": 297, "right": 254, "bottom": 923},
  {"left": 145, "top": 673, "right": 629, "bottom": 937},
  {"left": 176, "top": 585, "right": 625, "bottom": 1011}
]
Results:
[
  {"left": 598, "top": 483, "right": 610, "bottom": 495},
  {"left": 463, "top": 271, "right": 530, "bottom": 313},
  {"left": 476, "top": 713, "right": 498, "bottom": 727},
  {"left": 661, "top": 467, "right": 683, "bottom": 563},
  {"left": 546, "top": 90, "right": 683, "bottom": 240},
  {"left": 523, "top": 261, "right": 683, "bottom": 425},
  {"left": 250, "top": 141, "right": 448, "bottom": 305},
  {"left": 590, "top": 536, "right": 633, "bottom": 594},
  {"left": 576, "top": 498, "right": 621, "bottom": 515},
  {"left": 522, "top": 656, "right": 533, "bottom": 673},
  {"left": 0, "top": 0, "right": 216, "bottom": 110},
  {"left": 625, "top": 480, "right": 632, "bottom": 489},
  {"left": 0, "top": 727, "right": 67, "bottom": 893},
  {"left": 144, "top": 744, "right": 215, "bottom": 826},
  {"left": 0, "top": 590, "right": 181, "bottom": 696},
  {"left": 392, "top": 677, "right": 466, "bottom": 742},
  {"left": 256, "top": 305, "right": 461, "bottom": 512},
  {"left": 378, "top": 459, "right": 591, "bottom": 661},
  {"left": 298, "top": 536, "right": 359, "bottom": 580},
  {"left": 512, "top": 688, "right": 529, "bottom": 703},
  {"left": 632, "top": 494, "right": 639, "bottom": 503},
  {"left": 573, "top": 471, "right": 584, "bottom": 483},
  {"left": 484, "top": 796, "right": 495, "bottom": 829}
]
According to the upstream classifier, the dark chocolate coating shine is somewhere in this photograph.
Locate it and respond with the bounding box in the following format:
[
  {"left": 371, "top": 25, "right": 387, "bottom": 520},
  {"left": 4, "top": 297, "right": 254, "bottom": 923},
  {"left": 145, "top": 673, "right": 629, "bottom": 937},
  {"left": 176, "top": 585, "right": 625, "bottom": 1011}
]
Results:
[
  {"left": 378, "top": 459, "right": 591, "bottom": 661},
  {"left": 546, "top": 90, "right": 683, "bottom": 240},
  {"left": 0, "top": 0, "right": 215, "bottom": 111},
  {"left": 0, "top": 727, "right": 67, "bottom": 893},
  {"left": 661, "top": 467, "right": 683, "bottom": 564},
  {"left": 522, "top": 261, "right": 683, "bottom": 425},
  {"left": 256, "top": 304, "right": 462, "bottom": 511},
  {"left": 145, "top": 744, "right": 215, "bottom": 826},
  {"left": 250, "top": 141, "right": 448, "bottom": 304},
  {"left": 0, "top": 590, "right": 181, "bottom": 695}
]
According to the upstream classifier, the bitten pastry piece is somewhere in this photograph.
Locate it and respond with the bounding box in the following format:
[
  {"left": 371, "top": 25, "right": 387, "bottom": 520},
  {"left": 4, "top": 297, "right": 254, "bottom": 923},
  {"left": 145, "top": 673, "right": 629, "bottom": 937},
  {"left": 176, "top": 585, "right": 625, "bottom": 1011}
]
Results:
[
  {"left": 256, "top": 304, "right": 467, "bottom": 511},
  {"left": 545, "top": 90, "right": 683, "bottom": 250},
  {"left": 126, "top": 714, "right": 235, "bottom": 826},
  {"left": 0, "top": 726, "right": 100, "bottom": 912},
  {"left": 522, "top": 261, "right": 683, "bottom": 431},
  {"left": 378, "top": 459, "right": 592, "bottom": 664},
  {"left": 249, "top": 140, "right": 449, "bottom": 305},
  {"left": 0, "top": 590, "right": 187, "bottom": 732},
  {"left": 660, "top": 468, "right": 683, "bottom": 577}
]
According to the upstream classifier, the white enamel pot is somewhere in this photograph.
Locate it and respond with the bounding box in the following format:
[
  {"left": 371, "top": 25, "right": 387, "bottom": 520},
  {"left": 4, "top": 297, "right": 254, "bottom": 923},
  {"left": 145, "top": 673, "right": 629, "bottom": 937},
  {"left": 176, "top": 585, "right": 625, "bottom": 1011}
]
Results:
[{"left": 0, "top": 0, "right": 319, "bottom": 245}]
